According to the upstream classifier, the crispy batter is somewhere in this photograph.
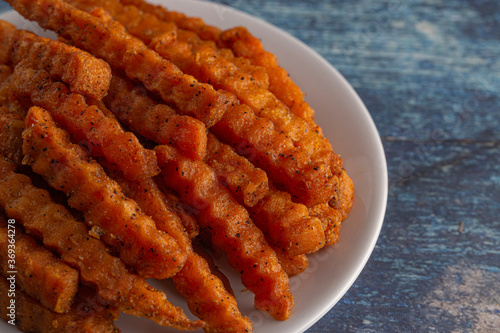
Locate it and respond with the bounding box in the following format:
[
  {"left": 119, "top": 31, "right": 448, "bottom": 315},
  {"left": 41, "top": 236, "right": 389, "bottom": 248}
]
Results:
[
  {"left": 205, "top": 132, "right": 269, "bottom": 207},
  {"left": 275, "top": 252, "right": 309, "bottom": 277},
  {"left": 6, "top": 0, "right": 230, "bottom": 127},
  {"left": 64, "top": 0, "right": 338, "bottom": 206},
  {"left": 22, "top": 106, "right": 186, "bottom": 279},
  {"left": 10, "top": 63, "right": 159, "bottom": 181},
  {"left": 0, "top": 107, "right": 24, "bottom": 165},
  {"left": 0, "top": 157, "right": 203, "bottom": 330},
  {"left": 155, "top": 144, "right": 293, "bottom": 320},
  {"left": 309, "top": 202, "right": 342, "bottom": 247},
  {"left": 212, "top": 103, "right": 338, "bottom": 206},
  {"left": 0, "top": 277, "right": 120, "bottom": 333},
  {"left": 330, "top": 169, "right": 355, "bottom": 221},
  {"left": 0, "top": 20, "right": 111, "bottom": 100},
  {"left": 104, "top": 161, "right": 253, "bottom": 332},
  {"left": 161, "top": 187, "right": 200, "bottom": 239},
  {"left": 249, "top": 187, "right": 325, "bottom": 256},
  {"left": 103, "top": 73, "right": 208, "bottom": 160},
  {"left": 0, "top": 216, "right": 79, "bottom": 314}
]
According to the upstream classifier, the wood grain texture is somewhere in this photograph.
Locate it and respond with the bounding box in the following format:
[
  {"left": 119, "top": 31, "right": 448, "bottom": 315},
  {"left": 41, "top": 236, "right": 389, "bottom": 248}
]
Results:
[{"left": 0, "top": 0, "right": 498, "bottom": 332}]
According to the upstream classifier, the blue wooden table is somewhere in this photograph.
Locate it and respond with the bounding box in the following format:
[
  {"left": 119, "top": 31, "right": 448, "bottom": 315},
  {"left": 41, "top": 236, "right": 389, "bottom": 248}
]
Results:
[{"left": 1, "top": 0, "right": 498, "bottom": 332}]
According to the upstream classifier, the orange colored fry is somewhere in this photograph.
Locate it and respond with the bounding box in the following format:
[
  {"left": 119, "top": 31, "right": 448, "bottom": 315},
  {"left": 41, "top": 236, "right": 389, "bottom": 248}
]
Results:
[
  {"left": 0, "top": 157, "right": 203, "bottom": 330},
  {"left": 0, "top": 277, "right": 120, "bottom": 333},
  {"left": 0, "top": 20, "right": 111, "bottom": 100},
  {"left": 0, "top": 108, "right": 24, "bottom": 165},
  {"left": 22, "top": 106, "right": 186, "bottom": 279},
  {"left": 6, "top": 0, "right": 230, "bottom": 127},
  {"left": 0, "top": 216, "right": 79, "bottom": 314},
  {"left": 309, "top": 203, "right": 342, "bottom": 247},
  {"left": 330, "top": 169, "right": 355, "bottom": 221},
  {"left": 275, "top": 252, "right": 309, "bottom": 277},
  {"left": 155, "top": 144, "right": 294, "bottom": 320},
  {"left": 10, "top": 63, "right": 159, "bottom": 181}
]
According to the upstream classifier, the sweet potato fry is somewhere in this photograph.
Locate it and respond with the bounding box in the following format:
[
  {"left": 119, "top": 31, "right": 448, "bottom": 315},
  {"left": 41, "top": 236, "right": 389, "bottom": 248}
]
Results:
[
  {"left": 0, "top": 108, "right": 24, "bottom": 165},
  {"left": 0, "top": 20, "right": 111, "bottom": 100},
  {"left": 330, "top": 169, "right": 355, "bottom": 221},
  {"left": 0, "top": 216, "right": 79, "bottom": 314},
  {"left": 6, "top": 0, "right": 230, "bottom": 127},
  {"left": 104, "top": 162, "right": 253, "bottom": 332},
  {"left": 155, "top": 144, "right": 294, "bottom": 320},
  {"left": 22, "top": 106, "right": 186, "bottom": 279},
  {"left": 10, "top": 63, "right": 159, "bottom": 181},
  {"left": 0, "top": 157, "right": 203, "bottom": 330},
  {"left": 308, "top": 203, "right": 342, "bottom": 247},
  {"left": 0, "top": 277, "right": 120, "bottom": 333},
  {"left": 274, "top": 252, "right": 309, "bottom": 277},
  {"left": 103, "top": 73, "right": 208, "bottom": 160}
]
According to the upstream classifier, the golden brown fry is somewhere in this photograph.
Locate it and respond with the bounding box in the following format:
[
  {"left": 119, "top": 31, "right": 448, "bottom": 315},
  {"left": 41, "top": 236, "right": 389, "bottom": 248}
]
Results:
[
  {"left": 0, "top": 278, "right": 120, "bottom": 333},
  {"left": 0, "top": 108, "right": 24, "bottom": 165},
  {"left": 309, "top": 203, "right": 342, "bottom": 247},
  {"left": 249, "top": 187, "right": 325, "bottom": 256},
  {"left": 155, "top": 144, "right": 294, "bottom": 320},
  {"left": 0, "top": 157, "right": 203, "bottom": 330},
  {"left": 330, "top": 169, "right": 355, "bottom": 221},
  {"left": 22, "top": 106, "right": 186, "bottom": 279},
  {"left": 275, "top": 252, "right": 309, "bottom": 277},
  {"left": 10, "top": 63, "right": 159, "bottom": 181},
  {"left": 103, "top": 73, "right": 208, "bottom": 160},
  {"left": 0, "top": 20, "right": 111, "bottom": 99},
  {"left": 205, "top": 132, "right": 269, "bottom": 207},
  {"left": 6, "top": 0, "right": 230, "bottom": 127},
  {"left": 0, "top": 216, "right": 79, "bottom": 314},
  {"left": 104, "top": 162, "right": 253, "bottom": 332}
]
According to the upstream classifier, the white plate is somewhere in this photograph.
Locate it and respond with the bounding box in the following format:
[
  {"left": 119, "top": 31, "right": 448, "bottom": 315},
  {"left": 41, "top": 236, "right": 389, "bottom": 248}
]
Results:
[{"left": 0, "top": 0, "right": 387, "bottom": 332}]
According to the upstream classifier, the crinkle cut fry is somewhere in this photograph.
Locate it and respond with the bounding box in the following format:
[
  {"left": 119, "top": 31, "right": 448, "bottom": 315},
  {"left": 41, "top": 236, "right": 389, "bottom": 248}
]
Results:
[
  {"left": 155, "top": 144, "right": 294, "bottom": 321},
  {"left": 0, "top": 277, "right": 120, "bottom": 333},
  {"left": 71, "top": 0, "right": 339, "bottom": 188},
  {"left": 274, "top": 251, "right": 309, "bottom": 277},
  {"left": 0, "top": 216, "right": 79, "bottom": 314},
  {"left": 6, "top": 0, "right": 230, "bottom": 127},
  {"left": 103, "top": 73, "right": 208, "bottom": 160},
  {"left": 0, "top": 157, "right": 204, "bottom": 330},
  {"left": 22, "top": 106, "right": 187, "bottom": 280},
  {"left": 0, "top": 20, "right": 111, "bottom": 100},
  {"left": 0, "top": 107, "right": 24, "bottom": 165},
  {"left": 10, "top": 63, "right": 159, "bottom": 181},
  {"left": 117, "top": 0, "right": 269, "bottom": 88},
  {"left": 104, "top": 162, "right": 253, "bottom": 332}
]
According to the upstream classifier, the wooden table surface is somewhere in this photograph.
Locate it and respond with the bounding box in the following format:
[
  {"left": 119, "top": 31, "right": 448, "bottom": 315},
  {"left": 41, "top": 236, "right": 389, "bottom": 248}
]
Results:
[{"left": 0, "top": 0, "right": 498, "bottom": 332}]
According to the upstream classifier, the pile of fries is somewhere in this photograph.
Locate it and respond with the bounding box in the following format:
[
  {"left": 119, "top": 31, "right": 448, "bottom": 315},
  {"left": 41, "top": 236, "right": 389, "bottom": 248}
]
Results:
[{"left": 0, "top": 0, "right": 354, "bottom": 332}]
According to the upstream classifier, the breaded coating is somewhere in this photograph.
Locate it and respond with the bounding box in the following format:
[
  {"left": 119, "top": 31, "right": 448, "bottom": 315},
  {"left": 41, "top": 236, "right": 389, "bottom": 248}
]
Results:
[
  {"left": 103, "top": 73, "right": 208, "bottom": 160},
  {"left": 0, "top": 216, "right": 79, "bottom": 314},
  {"left": 0, "top": 20, "right": 111, "bottom": 100},
  {"left": 10, "top": 63, "right": 159, "bottom": 181},
  {"left": 0, "top": 108, "right": 24, "bottom": 165},
  {"left": 22, "top": 106, "right": 186, "bottom": 279},
  {"left": 249, "top": 187, "right": 325, "bottom": 257},
  {"left": 275, "top": 252, "right": 309, "bottom": 277},
  {"left": 0, "top": 278, "right": 120, "bottom": 333},
  {"left": 162, "top": 187, "right": 200, "bottom": 239},
  {"left": 219, "top": 26, "right": 316, "bottom": 123},
  {"left": 0, "top": 157, "right": 204, "bottom": 330},
  {"left": 330, "top": 169, "right": 355, "bottom": 221},
  {"left": 64, "top": 0, "right": 339, "bottom": 207},
  {"left": 155, "top": 144, "right": 294, "bottom": 320},
  {"left": 309, "top": 203, "right": 342, "bottom": 247},
  {"left": 205, "top": 132, "right": 269, "bottom": 207},
  {"left": 213, "top": 103, "right": 338, "bottom": 206},
  {"left": 6, "top": 0, "right": 230, "bottom": 127},
  {"left": 105, "top": 163, "right": 253, "bottom": 332}
]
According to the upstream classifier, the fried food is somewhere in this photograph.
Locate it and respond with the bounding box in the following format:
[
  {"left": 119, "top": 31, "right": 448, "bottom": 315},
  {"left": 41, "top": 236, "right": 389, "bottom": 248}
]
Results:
[
  {"left": 330, "top": 169, "right": 356, "bottom": 220},
  {"left": 22, "top": 106, "right": 186, "bottom": 279},
  {"left": 309, "top": 203, "right": 343, "bottom": 247},
  {"left": 0, "top": 20, "right": 111, "bottom": 100},
  {"left": 155, "top": 144, "right": 294, "bottom": 320},
  {"left": 0, "top": 215, "right": 79, "bottom": 314},
  {"left": 10, "top": 63, "right": 159, "bottom": 181},
  {"left": 0, "top": 278, "right": 120, "bottom": 333},
  {"left": 275, "top": 252, "right": 309, "bottom": 277},
  {"left": 6, "top": 0, "right": 230, "bottom": 127},
  {"left": 104, "top": 160, "right": 253, "bottom": 332},
  {"left": 0, "top": 157, "right": 203, "bottom": 330},
  {"left": 0, "top": 107, "right": 24, "bottom": 165},
  {"left": 103, "top": 73, "right": 208, "bottom": 160}
]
